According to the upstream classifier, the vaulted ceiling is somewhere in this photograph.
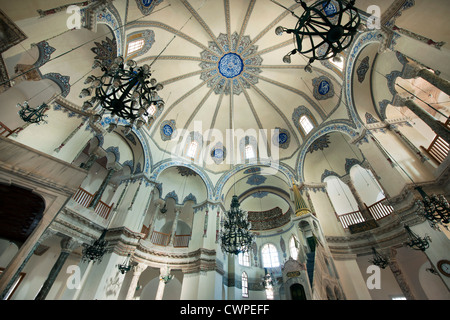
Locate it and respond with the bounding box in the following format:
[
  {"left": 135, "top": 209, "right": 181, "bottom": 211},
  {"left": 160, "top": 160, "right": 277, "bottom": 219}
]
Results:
[{"left": 123, "top": 0, "right": 348, "bottom": 174}]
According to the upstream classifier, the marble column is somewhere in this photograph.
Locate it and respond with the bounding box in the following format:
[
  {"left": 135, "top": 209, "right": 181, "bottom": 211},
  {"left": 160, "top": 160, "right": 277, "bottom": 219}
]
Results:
[
  {"left": 125, "top": 263, "right": 147, "bottom": 300},
  {"left": 417, "top": 68, "right": 450, "bottom": 98},
  {"left": 148, "top": 203, "right": 161, "bottom": 237},
  {"left": 0, "top": 228, "right": 56, "bottom": 300},
  {"left": 401, "top": 99, "right": 450, "bottom": 144},
  {"left": 155, "top": 266, "right": 172, "bottom": 300},
  {"left": 54, "top": 121, "right": 86, "bottom": 153},
  {"left": 341, "top": 175, "right": 373, "bottom": 221},
  {"left": 169, "top": 208, "right": 181, "bottom": 246},
  {"left": 35, "top": 237, "right": 82, "bottom": 300},
  {"left": 388, "top": 248, "right": 416, "bottom": 300},
  {"left": 89, "top": 168, "right": 115, "bottom": 208}
]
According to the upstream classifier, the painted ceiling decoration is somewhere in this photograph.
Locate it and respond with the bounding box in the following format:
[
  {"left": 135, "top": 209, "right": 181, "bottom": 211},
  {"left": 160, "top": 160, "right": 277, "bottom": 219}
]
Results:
[
  {"left": 33, "top": 40, "right": 56, "bottom": 68},
  {"left": 135, "top": 0, "right": 164, "bottom": 15},
  {"left": 160, "top": 119, "right": 176, "bottom": 141},
  {"left": 272, "top": 127, "right": 291, "bottom": 150},
  {"left": 243, "top": 167, "right": 261, "bottom": 175},
  {"left": 307, "top": 134, "right": 331, "bottom": 153},
  {"left": 365, "top": 112, "right": 379, "bottom": 124},
  {"left": 199, "top": 32, "right": 262, "bottom": 96},
  {"left": 246, "top": 174, "right": 267, "bottom": 186},
  {"left": 312, "top": 76, "right": 334, "bottom": 100},
  {"left": 356, "top": 56, "right": 370, "bottom": 83},
  {"left": 211, "top": 142, "right": 227, "bottom": 164},
  {"left": 177, "top": 166, "right": 197, "bottom": 177},
  {"left": 91, "top": 37, "right": 117, "bottom": 67}
]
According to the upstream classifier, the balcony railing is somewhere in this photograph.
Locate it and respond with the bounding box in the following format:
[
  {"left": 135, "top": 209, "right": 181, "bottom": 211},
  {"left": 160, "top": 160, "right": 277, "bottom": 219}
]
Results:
[
  {"left": 337, "top": 197, "right": 394, "bottom": 229},
  {"left": 72, "top": 187, "right": 114, "bottom": 220},
  {"left": 424, "top": 117, "right": 449, "bottom": 164},
  {"left": 366, "top": 198, "right": 394, "bottom": 220},
  {"left": 336, "top": 210, "right": 365, "bottom": 229},
  {"left": 173, "top": 234, "right": 191, "bottom": 248},
  {"left": 149, "top": 231, "right": 170, "bottom": 246},
  {"left": 0, "top": 122, "right": 22, "bottom": 137}
]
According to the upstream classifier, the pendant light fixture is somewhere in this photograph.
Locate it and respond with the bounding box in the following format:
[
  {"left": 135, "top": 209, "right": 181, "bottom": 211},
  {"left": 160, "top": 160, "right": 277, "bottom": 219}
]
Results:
[
  {"left": 403, "top": 225, "right": 431, "bottom": 251},
  {"left": 368, "top": 247, "right": 389, "bottom": 269},
  {"left": 80, "top": 56, "right": 165, "bottom": 133},
  {"left": 16, "top": 101, "right": 49, "bottom": 124},
  {"left": 273, "top": 0, "right": 362, "bottom": 71}
]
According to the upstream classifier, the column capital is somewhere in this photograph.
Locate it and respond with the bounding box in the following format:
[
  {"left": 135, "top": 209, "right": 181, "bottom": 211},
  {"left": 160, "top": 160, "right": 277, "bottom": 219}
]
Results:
[
  {"left": 133, "top": 263, "right": 148, "bottom": 275},
  {"left": 60, "top": 237, "right": 82, "bottom": 253}
]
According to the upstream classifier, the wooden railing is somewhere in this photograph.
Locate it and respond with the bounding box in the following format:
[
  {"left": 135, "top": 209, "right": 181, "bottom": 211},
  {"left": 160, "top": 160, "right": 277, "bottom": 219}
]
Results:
[
  {"left": 149, "top": 231, "right": 170, "bottom": 246},
  {"left": 425, "top": 117, "right": 450, "bottom": 164},
  {"left": 141, "top": 225, "right": 150, "bottom": 239},
  {"left": 173, "top": 234, "right": 191, "bottom": 248},
  {"left": 336, "top": 210, "right": 365, "bottom": 229},
  {"left": 366, "top": 198, "right": 394, "bottom": 220},
  {"left": 72, "top": 187, "right": 113, "bottom": 220},
  {"left": 94, "top": 200, "right": 114, "bottom": 219},
  {"left": 0, "top": 122, "right": 22, "bottom": 137},
  {"left": 72, "top": 187, "right": 94, "bottom": 207}
]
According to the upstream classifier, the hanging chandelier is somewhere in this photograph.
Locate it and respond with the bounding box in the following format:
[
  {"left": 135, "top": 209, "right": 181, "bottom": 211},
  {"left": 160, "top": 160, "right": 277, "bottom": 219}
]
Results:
[
  {"left": 80, "top": 56, "right": 165, "bottom": 133},
  {"left": 403, "top": 225, "right": 431, "bottom": 252},
  {"left": 16, "top": 101, "right": 49, "bottom": 124},
  {"left": 415, "top": 187, "right": 450, "bottom": 228},
  {"left": 117, "top": 253, "right": 132, "bottom": 274},
  {"left": 274, "top": 0, "right": 362, "bottom": 71},
  {"left": 220, "top": 195, "right": 254, "bottom": 255},
  {"left": 368, "top": 247, "right": 389, "bottom": 269},
  {"left": 81, "top": 229, "right": 108, "bottom": 263}
]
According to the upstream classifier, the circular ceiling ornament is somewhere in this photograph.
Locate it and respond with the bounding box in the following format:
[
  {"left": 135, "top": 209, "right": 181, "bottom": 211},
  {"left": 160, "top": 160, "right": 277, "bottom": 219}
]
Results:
[
  {"left": 218, "top": 53, "right": 244, "bottom": 78},
  {"left": 200, "top": 32, "right": 262, "bottom": 95}
]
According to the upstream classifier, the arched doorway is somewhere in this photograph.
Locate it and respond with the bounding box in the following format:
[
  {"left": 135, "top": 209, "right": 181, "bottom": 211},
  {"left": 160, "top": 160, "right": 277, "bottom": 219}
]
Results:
[
  {"left": 290, "top": 283, "right": 307, "bottom": 300},
  {"left": 0, "top": 184, "right": 45, "bottom": 245}
]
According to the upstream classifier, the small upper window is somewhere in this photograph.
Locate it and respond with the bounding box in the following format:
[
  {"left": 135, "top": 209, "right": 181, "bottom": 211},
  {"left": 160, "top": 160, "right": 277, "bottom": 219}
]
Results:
[
  {"left": 289, "top": 236, "right": 299, "bottom": 259},
  {"left": 245, "top": 144, "right": 255, "bottom": 159},
  {"left": 238, "top": 251, "right": 250, "bottom": 267},
  {"left": 300, "top": 115, "right": 314, "bottom": 134},
  {"left": 187, "top": 141, "right": 198, "bottom": 158},
  {"left": 242, "top": 272, "right": 249, "bottom": 298},
  {"left": 127, "top": 39, "right": 145, "bottom": 55}
]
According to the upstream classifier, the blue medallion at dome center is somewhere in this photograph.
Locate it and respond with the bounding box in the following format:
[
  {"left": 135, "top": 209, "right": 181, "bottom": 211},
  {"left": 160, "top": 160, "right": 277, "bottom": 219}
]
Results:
[{"left": 218, "top": 53, "right": 244, "bottom": 78}]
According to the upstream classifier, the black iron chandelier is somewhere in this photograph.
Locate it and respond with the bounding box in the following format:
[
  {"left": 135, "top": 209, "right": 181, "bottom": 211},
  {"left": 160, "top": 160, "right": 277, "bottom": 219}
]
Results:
[
  {"left": 117, "top": 253, "right": 132, "bottom": 274},
  {"left": 274, "top": 0, "right": 362, "bottom": 71},
  {"left": 415, "top": 187, "right": 450, "bottom": 228},
  {"left": 16, "top": 101, "right": 49, "bottom": 124},
  {"left": 368, "top": 247, "right": 389, "bottom": 269},
  {"left": 403, "top": 225, "right": 431, "bottom": 252},
  {"left": 220, "top": 195, "right": 254, "bottom": 255},
  {"left": 80, "top": 56, "right": 165, "bottom": 133},
  {"left": 81, "top": 229, "right": 108, "bottom": 263}
]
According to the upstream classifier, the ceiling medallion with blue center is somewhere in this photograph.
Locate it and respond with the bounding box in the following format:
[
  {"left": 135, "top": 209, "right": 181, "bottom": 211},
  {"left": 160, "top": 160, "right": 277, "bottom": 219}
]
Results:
[
  {"left": 200, "top": 32, "right": 262, "bottom": 96},
  {"left": 218, "top": 53, "right": 244, "bottom": 78}
]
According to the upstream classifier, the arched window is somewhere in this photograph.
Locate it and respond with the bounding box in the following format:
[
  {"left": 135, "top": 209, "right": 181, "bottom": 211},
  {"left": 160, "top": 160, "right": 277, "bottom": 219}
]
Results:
[
  {"left": 126, "top": 38, "right": 145, "bottom": 55},
  {"left": 300, "top": 115, "right": 314, "bottom": 134},
  {"left": 245, "top": 144, "right": 255, "bottom": 159},
  {"left": 292, "top": 106, "right": 318, "bottom": 138},
  {"left": 242, "top": 272, "right": 248, "bottom": 298},
  {"left": 238, "top": 251, "right": 250, "bottom": 266},
  {"left": 261, "top": 244, "right": 280, "bottom": 268},
  {"left": 187, "top": 141, "right": 198, "bottom": 158},
  {"left": 289, "top": 236, "right": 299, "bottom": 259}
]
